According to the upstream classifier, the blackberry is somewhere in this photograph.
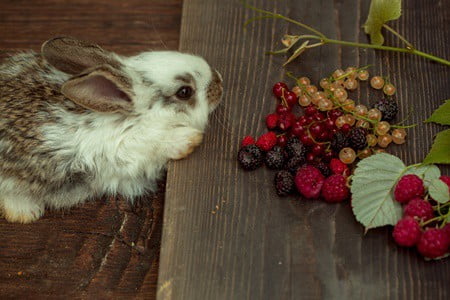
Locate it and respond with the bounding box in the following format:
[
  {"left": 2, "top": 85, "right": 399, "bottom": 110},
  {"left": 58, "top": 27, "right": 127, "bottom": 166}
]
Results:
[
  {"left": 286, "top": 155, "right": 305, "bottom": 174},
  {"left": 274, "top": 170, "right": 295, "bottom": 196},
  {"left": 347, "top": 127, "right": 367, "bottom": 150},
  {"left": 315, "top": 162, "right": 331, "bottom": 177},
  {"left": 265, "top": 146, "right": 287, "bottom": 169},
  {"left": 373, "top": 98, "right": 398, "bottom": 121},
  {"left": 330, "top": 131, "right": 348, "bottom": 153},
  {"left": 285, "top": 137, "right": 306, "bottom": 159},
  {"left": 237, "top": 145, "right": 263, "bottom": 170}
]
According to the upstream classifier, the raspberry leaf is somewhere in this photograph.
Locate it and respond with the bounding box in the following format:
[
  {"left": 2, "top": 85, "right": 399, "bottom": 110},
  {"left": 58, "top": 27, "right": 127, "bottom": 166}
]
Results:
[
  {"left": 351, "top": 153, "right": 405, "bottom": 231},
  {"left": 423, "top": 165, "right": 441, "bottom": 188},
  {"left": 425, "top": 100, "right": 450, "bottom": 125},
  {"left": 423, "top": 129, "right": 450, "bottom": 165},
  {"left": 428, "top": 179, "right": 450, "bottom": 204},
  {"left": 363, "top": 0, "right": 402, "bottom": 46}
]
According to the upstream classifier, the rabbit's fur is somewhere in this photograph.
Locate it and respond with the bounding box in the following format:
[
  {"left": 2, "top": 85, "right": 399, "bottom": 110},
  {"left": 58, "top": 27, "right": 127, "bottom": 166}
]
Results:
[{"left": 0, "top": 37, "right": 223, "bottom": 223}]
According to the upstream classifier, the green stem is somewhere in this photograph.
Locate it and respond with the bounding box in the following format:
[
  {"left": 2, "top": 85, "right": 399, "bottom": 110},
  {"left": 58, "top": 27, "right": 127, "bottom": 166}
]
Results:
[
  {"left": 390, "top": 124, "right": 417, "bottom": 129},
  {"left": 382, "top": 24, "right": 415, "bottom": 50},
  {"left": 322, "top": 38, "right": 450, "bottom": 67}
]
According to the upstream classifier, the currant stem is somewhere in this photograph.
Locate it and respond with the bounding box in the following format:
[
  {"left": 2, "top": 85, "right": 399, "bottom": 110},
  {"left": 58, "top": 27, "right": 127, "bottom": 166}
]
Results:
[
  {"left": 322, "top": 38, "right": 450, "bottom": 67},
  {"left": 382, "top": 24, "right": 415, "bottom": 50}
]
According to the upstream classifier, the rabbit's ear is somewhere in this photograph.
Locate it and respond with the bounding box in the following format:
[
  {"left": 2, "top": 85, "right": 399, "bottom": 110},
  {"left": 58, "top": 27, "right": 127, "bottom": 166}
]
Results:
[
  {"left": 61, "top": 64, "right": 134, "bottom": 113},
  {"left": 42, "top": 37, "right": 121, "bottom": 74}
]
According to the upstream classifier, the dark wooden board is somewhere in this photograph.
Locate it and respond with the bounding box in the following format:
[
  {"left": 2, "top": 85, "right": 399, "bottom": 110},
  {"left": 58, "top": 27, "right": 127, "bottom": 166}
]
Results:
[
  {"left": 0, "top": 0, "right": 182, "bottom": 298},
  {"left": 158, "top": 0, "right": 450, "bottom": 299}
]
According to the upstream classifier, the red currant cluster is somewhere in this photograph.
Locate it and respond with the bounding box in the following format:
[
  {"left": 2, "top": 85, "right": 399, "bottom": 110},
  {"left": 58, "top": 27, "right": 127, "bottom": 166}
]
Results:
[{"left": 393, "top": 175, "right": 450, "bottom": 259}]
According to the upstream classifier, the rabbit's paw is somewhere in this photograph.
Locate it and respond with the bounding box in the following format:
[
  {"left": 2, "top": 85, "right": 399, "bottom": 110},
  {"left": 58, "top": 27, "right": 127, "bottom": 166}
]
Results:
[
  {"left": 168, "top": 130, "right": 204, "bottom": 160},
  {"left": 1, "top": 196, "right": 44, "bottom": 223}
]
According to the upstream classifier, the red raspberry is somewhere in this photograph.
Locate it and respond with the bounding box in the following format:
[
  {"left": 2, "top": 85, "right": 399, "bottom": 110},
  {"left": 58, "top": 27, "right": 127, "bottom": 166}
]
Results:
[
  {"left": 256, "top": 131, "right": 277, "bottom": 151},
  {"left": 329, "top": 158, "right": 349, "bottom": 176},
  {"left": 241, "top": 136, "right": 255, "bottom": 147},
  {"left": 265, "top": 113, "right": 279, "bottom": 130},
  {"left": 440, "top": 175, "right": 450, "bottom": 191},
  {"left": 443, "top": 224, "right": 450, "bottom": 242},
  {"left": 394, "top": 174, "right": 424, "bottom": 203},
  {"left": 321, "top": 174, "right": 350, "bottom": 203},
  {"left": 295, "top": 165, "right": 325, "bottom": 199},
  {"left": 403, "top": 198, "right": 434, "bottom": 221},
  {"left": 417, "top": 228, "right": 450, "bottom": 259},
  {"left": 392, "top": 216, "right": 422, "bottom": 247}
]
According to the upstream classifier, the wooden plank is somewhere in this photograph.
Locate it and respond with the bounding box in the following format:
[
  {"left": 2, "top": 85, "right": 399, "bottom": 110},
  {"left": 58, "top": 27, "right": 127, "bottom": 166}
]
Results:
[
  {"left": 158, "top": 0, "right": 450, "bottom": 299},
  {"left": 0, "top": 0, "right": 182, "bottom": 298}
]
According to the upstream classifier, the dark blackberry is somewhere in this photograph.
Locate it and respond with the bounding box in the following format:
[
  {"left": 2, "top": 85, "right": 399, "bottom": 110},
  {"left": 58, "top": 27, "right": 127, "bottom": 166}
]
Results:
[
  {"left": 347, "top": 127, "right": 368, "bottom": 150},
  {"left": 274, "top": 170, "right": 295, "bottom": 196},
  {"left": 330, "top": 131, "right": 348, "bottom": 153},
  {"left": 373, "top": 98, "right": 398, "bottom": 121},
  {"left": 285, "top": 137, "right": 306, "bottom": 159},
  {"left": 237, "top": 145, "right": 263, "bottom": 171},
  {"left": 315, "top": 162, "right": 331, "bottom": 177},
  {"left": 265, "top": 146, "right": 287, "bottom": 169},
  {"left": 286, "top": 155, "right": 305, "bottom": 174}
]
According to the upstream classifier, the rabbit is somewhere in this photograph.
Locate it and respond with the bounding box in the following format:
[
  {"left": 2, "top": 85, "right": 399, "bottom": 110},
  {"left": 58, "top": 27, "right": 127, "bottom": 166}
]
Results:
[{"left": 0, "top": 37, "right": 223, "bottom": 223}]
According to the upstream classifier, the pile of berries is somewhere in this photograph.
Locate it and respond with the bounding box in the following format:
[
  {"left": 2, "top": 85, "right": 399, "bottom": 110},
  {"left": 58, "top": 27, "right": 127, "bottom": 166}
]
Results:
[
  {"left": 237, "top": 67, "right": 408, "bottom": 199},
  {"left": 392, "top": 174, "right": 450, "bottom": 259}
]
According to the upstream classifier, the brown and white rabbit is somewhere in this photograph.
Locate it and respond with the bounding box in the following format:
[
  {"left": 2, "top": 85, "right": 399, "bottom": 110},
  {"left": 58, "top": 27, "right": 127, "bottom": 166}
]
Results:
[{"left": 0, "top": 37, "right": 223, "bottom": 223}]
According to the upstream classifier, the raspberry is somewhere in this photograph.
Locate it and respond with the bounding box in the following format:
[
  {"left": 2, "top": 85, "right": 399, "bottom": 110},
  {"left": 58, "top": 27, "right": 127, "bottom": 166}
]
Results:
[
  {"left": 394, "top": 174, "right": 424, "bottom": 203},
  {"left": 373, "top": 98, "right": 398, "bottom": 121},
  {"left": 417, "top": 228, "right": 450, "bottom": 259},
  {"left": 265, "top": 146, "right": 287, "bottom": 169},
  {"left": 392, "top": 216, "right": 422, "bottom": 247},
  {"left": 321, "top": 174, "right": 349, "bottom": 203},
  {"left": 347, "top": 127, "right": 367, "bottom": 150},
  {"left": 404, "top": 198, "right": 434, "bottom": 221},
  {"left": 237, "top": 145, "right": 263, "bottom": 171},
  {"left": 295, "top": 165, "right": 325, "bottom": 199},
  {"left": 285, "top": 137, "right": 306, "bottom": 159},
  {"left": 329, "top": 158, "right": 349, "bottom": 176},
  {"left": 440, "top": 175, "right": 450, "bottom": 191},
  {"left": 274, "top": 170, "right": 295, "bottom": 196},
  {"left": 330, "top": 131, "right": 348, "bottom": 153},
  {"left": 265, "top": 113, "right": 279, "bottom": 130},
  {"left": 256, "top": 131, "right": 277, "bottom": 151},
  {"left": 241, "top": 136, "right": 255, "bottom": 147},
  {"left": 315, "top": 162, "right": 331, "bottom": 177},
  {"left": 443, "top": 224, "right": 450, "bottom": 241}
]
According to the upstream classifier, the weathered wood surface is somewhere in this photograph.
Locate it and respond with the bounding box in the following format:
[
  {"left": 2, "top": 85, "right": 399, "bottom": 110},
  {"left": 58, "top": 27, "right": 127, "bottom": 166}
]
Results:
[
  {"left": 158, "top": 0, "right": 450, "bottom": 299},
  {"left": 0, "top": 0, "right": 182, "bottom": 298}
]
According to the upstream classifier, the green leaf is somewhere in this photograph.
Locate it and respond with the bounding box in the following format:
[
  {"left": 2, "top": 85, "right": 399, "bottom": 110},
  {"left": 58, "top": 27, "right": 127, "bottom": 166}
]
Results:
[
  {"left": 363, "top": 0, "right": 402, "bottom": 45},
  {"left": 425, "top": 100, "right": 450, "bottom": 125},
  {"left": 283, "top": 40, "right": 309, "bottom": 66},
  {"left": 423, "top": 129, "right": 450, "bottom": 164},
  {"left": 351, "top": 153, "right": 405, "bottom": 231},
  {"left": 423, "top": 165, "right": 441, "bottom": 187},
  {"left": 428, "top": 179, "right": 450, "bottom": 203}
]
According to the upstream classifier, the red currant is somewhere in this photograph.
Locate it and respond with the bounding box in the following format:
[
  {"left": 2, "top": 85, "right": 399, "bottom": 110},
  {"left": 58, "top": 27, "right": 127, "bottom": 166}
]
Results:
[
  {"left": 341, "top": 123, "right": 351, "bottom": 134},
  {"left": 300, "top": 134, "right": 314, "bottom": 146},
  {"left": 306, "top": 152, "right": 316, "bottom": 162},
  {"left": 291, "top": 122, "right": 306, "bottom": 136},
  {"left": 323, "top": 151, "right": 335, "bottom": 162},
  {"left": 283, "top": 91, "right": 298, "bottom": 106},
  {"left": 273, "top": 82, "right": 288, "bottom": 98},
  {"left": 277, "top": 134, "right": 288, "bottom": 147},
  {"left": 304, "top": 105, "right": 318, "bottom": 116},
  {"left": 309, "top": 123, "right": 325, "bottom": 138},
  {"left": 325, "top": 118, "right": 335, "bottom": 129},
  {"left": 312, "top": 144, "right": 325, "bottom": 155},
  {"left": 328, "top": 109, "right": 343, "bottom": 121},
  {"left": 313, "top": 112, "right": 326, "bottom": 121},
  {"left": 276, "top": 104, "right": 291, "bottom": 115}
]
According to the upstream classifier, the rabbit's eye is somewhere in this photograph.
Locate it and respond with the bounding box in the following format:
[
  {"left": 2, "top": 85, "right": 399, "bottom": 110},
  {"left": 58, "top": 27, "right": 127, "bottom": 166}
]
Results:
[{"left": 176, "top": 86, "right": 194, "bottom": 100}]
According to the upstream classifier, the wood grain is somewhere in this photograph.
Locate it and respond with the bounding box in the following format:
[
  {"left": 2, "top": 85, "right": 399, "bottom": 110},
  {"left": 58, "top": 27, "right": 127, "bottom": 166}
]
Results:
[
  {"left": 0, "top": 0, "right": 182, "bottom": 298},
  {"left": 158, "top": 0, "right": 450, "bottom": 299}
]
